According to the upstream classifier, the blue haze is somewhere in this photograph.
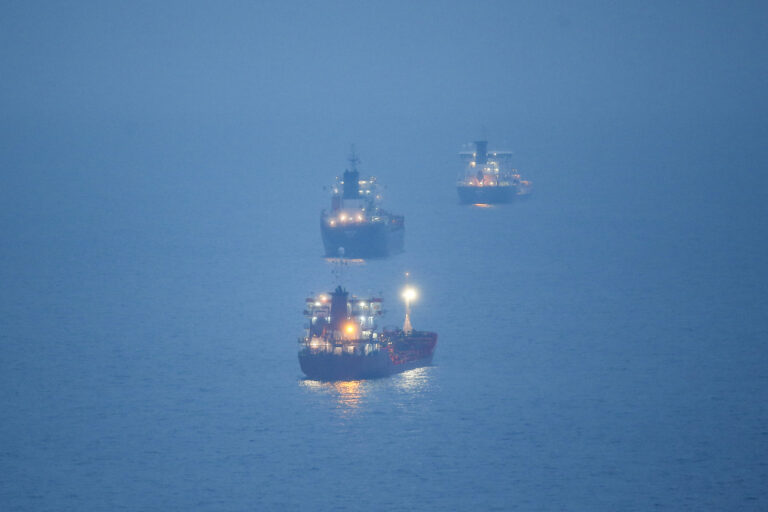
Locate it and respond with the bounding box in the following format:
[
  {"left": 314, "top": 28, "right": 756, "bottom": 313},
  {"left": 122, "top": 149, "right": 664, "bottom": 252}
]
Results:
[{"left": 2, "top": 1, "right": 767, "bottom": 510}]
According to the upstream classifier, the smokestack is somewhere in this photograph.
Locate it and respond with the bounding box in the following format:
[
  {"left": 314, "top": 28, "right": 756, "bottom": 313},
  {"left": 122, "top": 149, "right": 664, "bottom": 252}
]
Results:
[
  {"left": 330, "top": 285, "right": 349, "bottom": 332},
  {"left": 342, "top": 169, "right": 360, "bottom": 199},
  {"left": 474, "top": 140, "right": 488, "bottom": 164}
]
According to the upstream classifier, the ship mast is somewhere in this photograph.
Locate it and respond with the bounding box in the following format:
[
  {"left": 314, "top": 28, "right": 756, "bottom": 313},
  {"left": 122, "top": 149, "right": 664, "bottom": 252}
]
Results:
[
  {"left": 402, "top": 272, "right": 417, "bottom": 335},
  {"left": 403, "top": 303, "right": 413, "bottom": 334},
  {"left": 348, "top": 144, "right": 360, "bottom": 172},
  {"left": 330, "top": 249, "right": 348, "bottom": 283},
  {"left": 342, "top": 145, "right": 361, "bottom": 201}
]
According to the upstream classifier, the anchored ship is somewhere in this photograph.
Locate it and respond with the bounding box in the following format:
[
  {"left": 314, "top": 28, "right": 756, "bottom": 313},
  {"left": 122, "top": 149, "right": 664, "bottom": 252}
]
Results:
[
  {"left": 320, "top": 152, "right": 404, "bottom": 258},
  {"left": 457, "top": 140, "right": 532, "bottom": 204},
  {"left": 298, "top": 284, "right": 437, "bottom": 381}
]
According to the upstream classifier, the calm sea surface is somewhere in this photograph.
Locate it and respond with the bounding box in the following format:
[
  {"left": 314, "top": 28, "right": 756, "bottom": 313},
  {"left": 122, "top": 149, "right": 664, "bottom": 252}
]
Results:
[{"left": 2, "top": 134, "right": 767, "bottom": 511}]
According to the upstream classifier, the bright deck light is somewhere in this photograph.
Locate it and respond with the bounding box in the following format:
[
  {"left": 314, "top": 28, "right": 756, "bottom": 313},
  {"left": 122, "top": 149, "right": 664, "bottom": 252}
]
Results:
[{"left": 402, "top": 287, "right": 417, "bottom": 302}]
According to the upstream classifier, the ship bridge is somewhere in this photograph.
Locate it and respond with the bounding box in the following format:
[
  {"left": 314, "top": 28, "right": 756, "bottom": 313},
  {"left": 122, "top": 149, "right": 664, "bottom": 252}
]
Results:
[
  {"left": 458, "top": 140, "right": 521, "bottom": 187},
  {"left": 303, "top": 290, "right": 383, "bottom": 342}
]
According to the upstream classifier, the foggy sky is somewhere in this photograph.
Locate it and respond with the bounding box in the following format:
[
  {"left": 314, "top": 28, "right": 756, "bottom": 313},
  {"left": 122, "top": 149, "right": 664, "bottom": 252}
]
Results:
[
  {"left": 3, "top": 0, "right": 767, "bottom": 330},
  {"left": 3, "top": 2, "right": 767, "bottom": 311},
  {"left": 2, "top": 3, "right": 768, "bottom": 510},
  {"left": 3, "top": 1, "right": 766, "bottom": 180}
]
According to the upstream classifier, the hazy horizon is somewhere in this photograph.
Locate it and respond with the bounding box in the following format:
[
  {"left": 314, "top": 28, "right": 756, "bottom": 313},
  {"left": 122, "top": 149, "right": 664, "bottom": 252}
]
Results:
[{"left": 2, "top": 1, "right": 767, "bottom": 510}]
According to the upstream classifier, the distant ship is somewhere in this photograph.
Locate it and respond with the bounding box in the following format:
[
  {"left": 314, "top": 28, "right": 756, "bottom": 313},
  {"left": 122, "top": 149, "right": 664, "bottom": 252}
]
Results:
[
  {"left": 457, "top": 140, "right": 532, "bottom": 204},
  {"left": 320, "top": 152, "right": 404, "bottom": 258},
  {"left": 299, "top": 284, "right": 437, "bottom": 381}
]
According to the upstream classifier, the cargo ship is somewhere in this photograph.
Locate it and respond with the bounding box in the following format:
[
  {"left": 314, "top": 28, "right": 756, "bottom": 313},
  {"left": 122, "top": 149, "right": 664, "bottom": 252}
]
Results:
[
  {"left": 298, "top": 284, "right": 437, "bottom": 381},
  {"left": 457, "top": 140, "right": 532, "bottom": 204},
  {"left": 320, "top": 152, "right": 404, "bottom": 258}
]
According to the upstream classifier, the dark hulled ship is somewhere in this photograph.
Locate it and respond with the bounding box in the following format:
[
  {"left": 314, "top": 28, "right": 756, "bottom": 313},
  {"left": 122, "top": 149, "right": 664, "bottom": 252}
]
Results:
[
  {"left": 457, "top": 140, "right": 532, "bottom": 204},
  {"left": 298, "top": 285, "right": 437, "bottom": 381},
  {"left": 320, "top": 153, "right": 404, "bottom": 258}
]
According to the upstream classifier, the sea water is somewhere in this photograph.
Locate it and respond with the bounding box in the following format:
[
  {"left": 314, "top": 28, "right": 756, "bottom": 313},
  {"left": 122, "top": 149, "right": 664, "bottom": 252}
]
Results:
[{"left": 2, "top": 121, "right": 766, "bottom": 510}]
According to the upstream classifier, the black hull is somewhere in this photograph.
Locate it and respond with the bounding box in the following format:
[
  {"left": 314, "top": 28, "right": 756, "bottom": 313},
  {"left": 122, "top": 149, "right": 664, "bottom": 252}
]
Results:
[
  {"left": 321, "top": 221, "right": 404, "bottom": 258},
  {"left": 457, "top": 185, "right": 515, "bottom": 204},
  {"left": 299, "top": 350, "right": 432, "bottom": 381},
  {"left": 299, "top": 332, "right": 437, "bottom": 381}
]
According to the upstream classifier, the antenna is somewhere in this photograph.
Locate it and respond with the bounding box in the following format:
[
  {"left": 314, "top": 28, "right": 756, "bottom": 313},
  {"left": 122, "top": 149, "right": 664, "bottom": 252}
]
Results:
[
  {"left": 331, "top": 247, "right": 348, "bottom": 285},
  {"left": 402, "top": 272, "right": 416, "bottom": 335},
  {"left": 348, "top": 144, "right": 360, "bottom": 172}
]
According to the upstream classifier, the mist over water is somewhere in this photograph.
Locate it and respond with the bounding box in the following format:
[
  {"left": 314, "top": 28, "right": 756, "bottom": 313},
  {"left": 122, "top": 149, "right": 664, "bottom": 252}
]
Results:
[{"left": 2, "top": 1, "right": 767, "bottom": 510}]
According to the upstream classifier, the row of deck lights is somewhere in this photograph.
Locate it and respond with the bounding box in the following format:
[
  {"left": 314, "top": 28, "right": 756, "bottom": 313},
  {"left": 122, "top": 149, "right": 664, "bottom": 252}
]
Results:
[
  {"left": 328, "top": 212, "right": 366, "bottom": 226},
  {"left": 306, "top": 286, "right": 418, "bottom": 344}
]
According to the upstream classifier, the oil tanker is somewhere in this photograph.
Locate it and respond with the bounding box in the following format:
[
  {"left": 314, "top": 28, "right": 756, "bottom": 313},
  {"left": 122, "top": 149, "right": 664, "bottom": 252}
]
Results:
[
  {"left": 320, "top": 152, "right": 404, "bottom": 258},
  {"left": 457, "top": 140, "right": 531, "bottom": 204},
  {"left": 298, "top": 284, "right": 437, "bottom": 381}
]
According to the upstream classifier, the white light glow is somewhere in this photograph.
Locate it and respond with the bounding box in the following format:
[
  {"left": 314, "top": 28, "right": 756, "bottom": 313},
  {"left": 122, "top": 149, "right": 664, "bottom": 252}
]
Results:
[{"left": 402, "top": 287, "right": 417, "bottom": 302}]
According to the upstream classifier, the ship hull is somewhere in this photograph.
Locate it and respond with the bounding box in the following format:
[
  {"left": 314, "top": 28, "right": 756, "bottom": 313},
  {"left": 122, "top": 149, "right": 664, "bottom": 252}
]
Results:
[
  {"left": 299, "top": 350, "right": 432, "bottom": 381},
  {"left": 299, "top": 332, "right": 437, "bottom": 381},
  {"left": 321, "top": 221, "right": 404, "bottom": 258},
  {"left": 457, "top": 185, "right": 515, "bottom": 204}
]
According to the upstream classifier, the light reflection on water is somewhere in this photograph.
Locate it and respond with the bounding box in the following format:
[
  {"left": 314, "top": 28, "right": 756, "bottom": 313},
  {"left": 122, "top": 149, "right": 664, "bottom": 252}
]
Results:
[
  {"left": 392, "top": 367, "right": 431, "bottom": 393},
  {"left": 300, "top": 379, "right": 367, "bottom": 416},
  {"left": 299, "top": 367, "right": 433, "bottom": 416},
  {"left": 322, "top": 257, "right": 366, "bottom": 265}
]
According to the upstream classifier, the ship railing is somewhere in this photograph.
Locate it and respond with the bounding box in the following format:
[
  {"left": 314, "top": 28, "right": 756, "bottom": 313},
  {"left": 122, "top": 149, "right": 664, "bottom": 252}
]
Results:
[{"left": 298, "top": 336, "right": 384, "bottom": 354}]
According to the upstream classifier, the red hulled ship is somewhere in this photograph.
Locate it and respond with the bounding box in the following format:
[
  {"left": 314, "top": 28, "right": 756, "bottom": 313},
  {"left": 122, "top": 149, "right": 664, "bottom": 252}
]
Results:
[{"left": 298, "top": 285, "right": 436, "bottom": 381}]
